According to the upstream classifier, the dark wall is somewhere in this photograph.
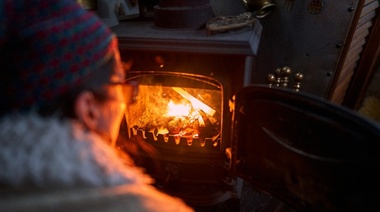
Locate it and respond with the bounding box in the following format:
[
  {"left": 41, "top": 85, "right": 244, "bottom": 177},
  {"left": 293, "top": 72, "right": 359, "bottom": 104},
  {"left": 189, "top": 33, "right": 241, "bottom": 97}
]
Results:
[{"left": 211, "top": 0, "right": 357, "bottom": 98}]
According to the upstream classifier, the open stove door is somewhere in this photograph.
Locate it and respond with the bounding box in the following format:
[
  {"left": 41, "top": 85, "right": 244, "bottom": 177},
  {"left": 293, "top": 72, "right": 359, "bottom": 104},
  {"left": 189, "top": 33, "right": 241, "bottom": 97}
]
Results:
[{"left": 230, "top": 85, "right": 380, "bottom": 211}]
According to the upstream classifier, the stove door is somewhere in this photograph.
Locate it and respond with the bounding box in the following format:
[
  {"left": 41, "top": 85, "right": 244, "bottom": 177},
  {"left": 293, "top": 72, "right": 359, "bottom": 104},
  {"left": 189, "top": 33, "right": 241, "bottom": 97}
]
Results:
[{"left": 230, "top": 85, "right": 380, "bottom": 211}]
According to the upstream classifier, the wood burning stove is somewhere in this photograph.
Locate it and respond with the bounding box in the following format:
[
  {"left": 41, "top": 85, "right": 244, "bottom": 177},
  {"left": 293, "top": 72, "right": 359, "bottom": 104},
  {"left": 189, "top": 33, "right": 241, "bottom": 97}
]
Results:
[
  {"left": 110, "top": 2, "right": 262, "bottom": 207},
  {"left": 121, "top": 71, "right": 233, "bottom": 206},
  {"left": 109, "top": 2, "right": 380, "bottom": 211}
]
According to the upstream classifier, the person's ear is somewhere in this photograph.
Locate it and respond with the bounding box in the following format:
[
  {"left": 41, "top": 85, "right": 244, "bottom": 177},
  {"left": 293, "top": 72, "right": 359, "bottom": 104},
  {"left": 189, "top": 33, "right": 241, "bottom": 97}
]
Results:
[{"left": 74, "top": 91, "right": 100, "bottom": 130}]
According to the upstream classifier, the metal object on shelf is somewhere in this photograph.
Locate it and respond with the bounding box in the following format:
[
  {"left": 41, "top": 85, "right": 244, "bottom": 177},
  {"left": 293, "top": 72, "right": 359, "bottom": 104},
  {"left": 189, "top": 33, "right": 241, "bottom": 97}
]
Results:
[
  {"left": 206, "top": 12, "right": 256, "bottom": 35},
  {"left": 293, "top": 72, "right": 304, "bottom": 91},
  {"left": 241, "top": 0, "right": 276, "bottom": 18},
  {"left": 267, "top": 66, "right": 304, "bottom": 91}
]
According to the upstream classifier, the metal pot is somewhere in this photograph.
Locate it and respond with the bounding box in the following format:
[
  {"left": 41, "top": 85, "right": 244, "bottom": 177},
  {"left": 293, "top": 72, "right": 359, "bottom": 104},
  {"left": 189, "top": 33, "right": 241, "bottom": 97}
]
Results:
[{"left": 241, "top": 0, "right": 275, "bottom": 18}]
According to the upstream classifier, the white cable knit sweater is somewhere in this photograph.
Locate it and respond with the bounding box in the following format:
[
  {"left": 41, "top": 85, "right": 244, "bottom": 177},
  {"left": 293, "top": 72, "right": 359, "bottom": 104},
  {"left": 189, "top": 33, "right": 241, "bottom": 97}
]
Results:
[{"left": 0, "top": 113, "right": 193, "bottom": 212}]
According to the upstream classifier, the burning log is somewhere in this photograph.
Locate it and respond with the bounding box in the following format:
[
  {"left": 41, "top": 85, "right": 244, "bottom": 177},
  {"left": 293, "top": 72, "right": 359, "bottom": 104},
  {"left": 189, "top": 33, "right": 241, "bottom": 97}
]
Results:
[
  {"left": 197, "top": 109, "right": 220, "bottom": 139},
  {"left": 172, "top": 87, "right": 216, "bottom": 117},
  {"left": 167, "top": 116, "right": 189, "bottom": 134}
]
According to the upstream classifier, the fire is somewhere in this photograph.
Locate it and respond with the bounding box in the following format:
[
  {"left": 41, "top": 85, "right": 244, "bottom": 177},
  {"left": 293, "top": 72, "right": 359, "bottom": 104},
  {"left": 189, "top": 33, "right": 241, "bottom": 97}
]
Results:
[
  {"left": 166, "top": 100, "right": 191, "bottom": 117},
  {"left": 125, "top": 83, "right": 221, "bottom": 144},
  {"left": 172, "top": 87, "right": 216, "bottom": 117}
]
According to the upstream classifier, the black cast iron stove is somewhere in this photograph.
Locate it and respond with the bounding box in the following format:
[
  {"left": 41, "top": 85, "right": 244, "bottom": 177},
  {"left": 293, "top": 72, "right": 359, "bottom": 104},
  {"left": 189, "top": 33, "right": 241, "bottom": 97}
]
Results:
[{"left": 111, "top": 1, "right": 262, "bottom": 207}]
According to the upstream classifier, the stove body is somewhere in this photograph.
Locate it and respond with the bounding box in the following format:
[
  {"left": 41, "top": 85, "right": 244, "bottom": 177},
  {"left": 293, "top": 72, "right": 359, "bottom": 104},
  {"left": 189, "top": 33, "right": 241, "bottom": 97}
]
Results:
[{"left": 111, "top": 19, "right": 262, "bottom": 206}]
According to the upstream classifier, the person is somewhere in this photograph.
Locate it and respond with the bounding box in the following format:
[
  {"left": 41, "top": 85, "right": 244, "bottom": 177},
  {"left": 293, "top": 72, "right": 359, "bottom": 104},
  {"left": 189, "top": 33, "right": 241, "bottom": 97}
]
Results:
[{"left": 0, "top": 0, "right": 193, "bottom": 211}]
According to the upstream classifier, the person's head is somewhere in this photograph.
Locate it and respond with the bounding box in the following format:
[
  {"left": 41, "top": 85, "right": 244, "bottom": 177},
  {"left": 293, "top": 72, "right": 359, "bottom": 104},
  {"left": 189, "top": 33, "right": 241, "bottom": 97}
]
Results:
[{"left": 0, "top": 0, "right": 133, "bottom": 144}]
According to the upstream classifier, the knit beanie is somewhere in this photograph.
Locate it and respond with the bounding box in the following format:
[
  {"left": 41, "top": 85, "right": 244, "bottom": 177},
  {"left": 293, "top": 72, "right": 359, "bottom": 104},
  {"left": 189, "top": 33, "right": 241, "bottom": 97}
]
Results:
[{"left": 0, "top": 0, "right": 119, "bottom": 114}]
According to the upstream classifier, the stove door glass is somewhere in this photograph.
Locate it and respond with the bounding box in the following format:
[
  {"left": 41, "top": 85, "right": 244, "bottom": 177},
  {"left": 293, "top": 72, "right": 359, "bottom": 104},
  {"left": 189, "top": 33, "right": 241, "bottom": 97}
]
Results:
[{"left": 124, "top": 72, "right": 223, "bottom": 148}]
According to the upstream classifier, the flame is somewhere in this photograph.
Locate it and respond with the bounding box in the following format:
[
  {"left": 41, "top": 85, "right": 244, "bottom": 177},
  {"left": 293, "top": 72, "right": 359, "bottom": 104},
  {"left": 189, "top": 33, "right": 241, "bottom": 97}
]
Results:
[
  {"left": 166, "top": 100, "right": 191, "bottom": 117},
  {"left": 172, "top": 87, "right": 216, "bottom": 116},
  {"left": 125, "top": 83, "right": 221, "bottom": 142}
]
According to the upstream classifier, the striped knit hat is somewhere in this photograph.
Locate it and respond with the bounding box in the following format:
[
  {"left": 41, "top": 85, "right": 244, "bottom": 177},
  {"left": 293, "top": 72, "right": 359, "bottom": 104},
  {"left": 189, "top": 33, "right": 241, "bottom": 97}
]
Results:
[{"left": 0, "top": 0, "right": 118, "bottom": 114}]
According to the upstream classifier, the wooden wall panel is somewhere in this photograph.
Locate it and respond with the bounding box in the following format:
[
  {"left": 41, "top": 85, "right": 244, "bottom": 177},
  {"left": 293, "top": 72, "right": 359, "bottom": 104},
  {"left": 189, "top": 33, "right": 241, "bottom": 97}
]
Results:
[
  {"left": 329, "top": 0, "right": 379, "bottom": 104},
  {"left": 343, "top": 1, "right": 380, "bottom": 109}
]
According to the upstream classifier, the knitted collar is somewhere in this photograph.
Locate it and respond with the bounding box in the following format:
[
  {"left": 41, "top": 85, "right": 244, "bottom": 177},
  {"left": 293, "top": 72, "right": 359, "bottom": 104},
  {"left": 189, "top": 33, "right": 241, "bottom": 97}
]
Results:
[{"left": 0, "top": 113, "right": 153, "bottom": 188}]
